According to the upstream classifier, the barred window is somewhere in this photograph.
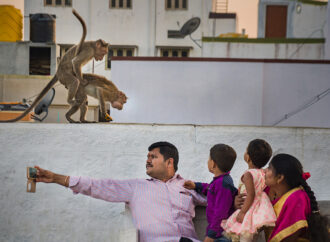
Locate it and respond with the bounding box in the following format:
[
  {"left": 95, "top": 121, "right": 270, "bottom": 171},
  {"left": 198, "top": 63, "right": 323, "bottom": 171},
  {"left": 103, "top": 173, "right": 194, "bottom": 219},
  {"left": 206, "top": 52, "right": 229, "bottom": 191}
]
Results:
[
  {"left": 160, "top": 48, "right": 190, "bottom": 57},
  {"left": 106, "top": 46, "right": 136, "bottom": 69},
  {"left": 44, "top": 0, "right": 72, "bottom": 6},
  {"left": 165, "top": 0, "right": 187, "bottom": 10},
  {"left": 110, "top": 0, "right": 132, "bottom": 9}
]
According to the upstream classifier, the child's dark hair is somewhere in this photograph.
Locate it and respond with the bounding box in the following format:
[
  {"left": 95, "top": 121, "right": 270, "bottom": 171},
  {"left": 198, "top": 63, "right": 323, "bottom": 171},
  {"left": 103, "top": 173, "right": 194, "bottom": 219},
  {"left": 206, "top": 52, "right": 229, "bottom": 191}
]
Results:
[
  {"left": 210, "top": 144, "right": 236, "bottom": 172},
  {"left": 270, "top": 154, "right": 329, "bottom": 242},
  {"left": 247, "top": 139, "right": 272, "bottom": 168}
]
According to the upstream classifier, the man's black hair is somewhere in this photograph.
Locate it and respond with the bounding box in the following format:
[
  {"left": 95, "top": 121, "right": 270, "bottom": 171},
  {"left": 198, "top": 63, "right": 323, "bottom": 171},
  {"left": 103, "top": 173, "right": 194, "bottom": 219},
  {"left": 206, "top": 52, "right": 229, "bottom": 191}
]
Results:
[{"left": 148, "top": 141, "right": 179, "bottom": 171}]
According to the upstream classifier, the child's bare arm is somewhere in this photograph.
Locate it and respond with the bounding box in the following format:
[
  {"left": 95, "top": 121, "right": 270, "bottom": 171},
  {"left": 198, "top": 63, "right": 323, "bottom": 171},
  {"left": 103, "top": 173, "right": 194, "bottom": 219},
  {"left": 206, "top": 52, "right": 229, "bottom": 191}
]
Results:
[
  {"left": 183, "top": 180, "right": 196, "bottom": 190},
  {"left": 237, "top": 172, "right": 255, "bottom": 223}
]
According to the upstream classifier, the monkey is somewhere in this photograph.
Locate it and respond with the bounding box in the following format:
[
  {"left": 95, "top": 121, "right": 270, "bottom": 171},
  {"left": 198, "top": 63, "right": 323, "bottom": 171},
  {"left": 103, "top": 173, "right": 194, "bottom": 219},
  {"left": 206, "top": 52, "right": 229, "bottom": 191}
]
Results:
[
  {"left": 64, "top": 73, "right": 127, "bottom": 123},
  {"left": 0, "top": 9, "right": 109, "bottom": 123}
]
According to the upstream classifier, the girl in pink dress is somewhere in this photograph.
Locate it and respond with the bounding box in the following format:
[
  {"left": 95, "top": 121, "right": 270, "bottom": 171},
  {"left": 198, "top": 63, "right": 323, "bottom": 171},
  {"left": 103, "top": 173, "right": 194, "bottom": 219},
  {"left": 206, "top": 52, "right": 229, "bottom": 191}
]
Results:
[{"left": 221, "top": 139, "right": 277, "bottom": 242}]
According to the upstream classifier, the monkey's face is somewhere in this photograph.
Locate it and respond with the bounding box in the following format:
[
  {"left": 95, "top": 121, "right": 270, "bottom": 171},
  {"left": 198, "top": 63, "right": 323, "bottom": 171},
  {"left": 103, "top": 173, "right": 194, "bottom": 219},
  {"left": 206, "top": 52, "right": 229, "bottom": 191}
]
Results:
[
  {"left": 95, "top": 40, "right": 109, "bottom": 61},
  {"left": 112, "top": 101, "right": 123, "bottom": 110},
  {"left": 95, "top": 46, "right": 108, "bottom": 61},
  {"left": 111, "top": 92, "right": 127, "bottom": 110}
]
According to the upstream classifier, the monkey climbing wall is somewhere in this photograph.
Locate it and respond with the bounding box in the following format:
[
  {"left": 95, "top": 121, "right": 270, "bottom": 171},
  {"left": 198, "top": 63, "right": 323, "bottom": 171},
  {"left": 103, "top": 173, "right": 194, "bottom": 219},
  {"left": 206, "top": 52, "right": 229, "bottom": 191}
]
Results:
[{"left": 0, "top": 5, "right": 23, "bottom": 42}]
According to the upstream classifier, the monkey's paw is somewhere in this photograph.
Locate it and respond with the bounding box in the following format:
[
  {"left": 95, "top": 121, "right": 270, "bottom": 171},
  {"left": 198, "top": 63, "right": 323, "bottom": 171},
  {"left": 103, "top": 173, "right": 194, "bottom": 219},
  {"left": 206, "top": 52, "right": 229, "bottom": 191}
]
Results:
[{"left": 105, "top": 113, "right": 113, "bottom": 122}]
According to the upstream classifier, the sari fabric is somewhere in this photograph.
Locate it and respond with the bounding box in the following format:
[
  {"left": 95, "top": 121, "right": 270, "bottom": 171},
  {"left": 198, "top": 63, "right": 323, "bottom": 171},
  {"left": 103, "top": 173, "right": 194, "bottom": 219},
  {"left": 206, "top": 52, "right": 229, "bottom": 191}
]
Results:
[{"left": 268, "top": 187, "right": 311, "bottom": 242}]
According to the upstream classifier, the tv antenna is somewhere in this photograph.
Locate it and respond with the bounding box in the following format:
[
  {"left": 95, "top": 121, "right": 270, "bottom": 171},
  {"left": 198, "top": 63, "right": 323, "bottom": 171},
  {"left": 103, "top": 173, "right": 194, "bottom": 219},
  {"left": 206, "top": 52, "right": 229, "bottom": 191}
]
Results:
[
  {"left": 168, "top": 17, "right": 201, "bottom": 48},
  {"left": 31, "top": 88, "right": 55, "bottom": 122}
]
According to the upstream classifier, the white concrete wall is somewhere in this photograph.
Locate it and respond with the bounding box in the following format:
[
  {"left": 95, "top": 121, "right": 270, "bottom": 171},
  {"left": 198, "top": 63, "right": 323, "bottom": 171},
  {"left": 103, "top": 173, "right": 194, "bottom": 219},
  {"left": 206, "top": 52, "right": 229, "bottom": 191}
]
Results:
[
  {"left": 258, "top": 0, "right": 328, "bottom": 38},
  {"left": 292, "top": 3, "right": 328, "bottom": 38},
  {"left": 325, "top": 3, "right": 330, "bottom": 59},
  {"left": 0, "top": 123, "right": 329, "bottom": 241},
  {"left": 0, "top": 42, "right": 29, "bottom": 75},
  {"left": 202, "top": 41, "right": 324, "bottom": 59},
  {"left": 113, "top": 60, "right": 263, "bottom": 126},
  {"left": 262, "top": 62, "right": 330, "bottom": 127},
  {"left": 1, "top": 57, "right": 329, "bottom": 127},
  {"left": 110, "top": 59, "right": 330, "bottom": 128}
]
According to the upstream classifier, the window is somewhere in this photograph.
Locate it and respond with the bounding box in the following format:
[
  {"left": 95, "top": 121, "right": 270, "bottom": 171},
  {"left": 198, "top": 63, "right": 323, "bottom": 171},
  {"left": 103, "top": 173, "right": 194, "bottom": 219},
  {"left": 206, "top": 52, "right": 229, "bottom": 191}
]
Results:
[
  {"left": 165, "top": 0, "right": 187, "bottom": 10},
  {"left": 110, "top": 0, "right": 132, "bottom": 9},
  {"left": 30, "top": 47, "right": 51, "bottom": 75},
  {"left": 106, "top": 46, "right": 136, "bottom": 69},
  {"left": 159, "top": 47, "right": 190, "bottom": 57},
  {"left": 44, "top": 0, "right": 72, "bottom": 7}
]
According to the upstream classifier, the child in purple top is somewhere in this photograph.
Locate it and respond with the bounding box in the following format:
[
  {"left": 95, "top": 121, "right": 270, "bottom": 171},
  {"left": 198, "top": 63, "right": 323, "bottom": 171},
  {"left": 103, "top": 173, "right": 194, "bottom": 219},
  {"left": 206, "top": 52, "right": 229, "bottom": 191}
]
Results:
[{"left": 184, "top": 144, "right": 237, "bottom": 242}]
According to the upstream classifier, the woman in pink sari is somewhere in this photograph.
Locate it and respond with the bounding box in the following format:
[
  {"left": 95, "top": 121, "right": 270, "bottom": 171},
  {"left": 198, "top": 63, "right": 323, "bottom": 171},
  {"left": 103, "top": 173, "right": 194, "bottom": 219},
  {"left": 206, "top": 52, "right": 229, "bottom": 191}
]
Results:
[{"left": 264, "top": 154, "right": 328, "bottom": 242}]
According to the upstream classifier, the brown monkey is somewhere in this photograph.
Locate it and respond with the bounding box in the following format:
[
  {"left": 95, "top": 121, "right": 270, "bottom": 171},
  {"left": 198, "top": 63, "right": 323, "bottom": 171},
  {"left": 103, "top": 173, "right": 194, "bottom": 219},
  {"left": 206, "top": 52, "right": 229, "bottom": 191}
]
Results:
[
  {"left": 65, "top": 73, "right": 127, "bottom": 123},
  {"left": 0, "top": 9, "right": 109, "bottom": 123}
]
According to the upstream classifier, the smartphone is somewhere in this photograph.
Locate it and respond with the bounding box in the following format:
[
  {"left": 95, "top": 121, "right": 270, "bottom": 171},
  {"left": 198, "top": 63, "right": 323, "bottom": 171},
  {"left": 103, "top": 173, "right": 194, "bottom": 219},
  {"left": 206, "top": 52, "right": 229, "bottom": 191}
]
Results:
[{"left": 27, "top": 167, "right": 37, "bottom": 179}]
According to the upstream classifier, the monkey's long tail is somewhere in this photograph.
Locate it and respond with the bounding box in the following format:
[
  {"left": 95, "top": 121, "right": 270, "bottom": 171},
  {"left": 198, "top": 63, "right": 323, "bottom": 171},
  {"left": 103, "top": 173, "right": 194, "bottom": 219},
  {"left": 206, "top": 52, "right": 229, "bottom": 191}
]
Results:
[
  {"left": 0, "top": 75, "right": 58, "bottom": 122},
  {"left": 72, "top": 9, "right": 87, "bottom": 57}
]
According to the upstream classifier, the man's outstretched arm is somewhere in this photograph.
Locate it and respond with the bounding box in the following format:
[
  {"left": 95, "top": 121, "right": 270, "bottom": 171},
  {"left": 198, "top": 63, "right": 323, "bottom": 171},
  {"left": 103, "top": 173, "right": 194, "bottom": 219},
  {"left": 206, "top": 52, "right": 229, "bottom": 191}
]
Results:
[{"left": 34, "top": 166, "right": 135, "bottom": 203}]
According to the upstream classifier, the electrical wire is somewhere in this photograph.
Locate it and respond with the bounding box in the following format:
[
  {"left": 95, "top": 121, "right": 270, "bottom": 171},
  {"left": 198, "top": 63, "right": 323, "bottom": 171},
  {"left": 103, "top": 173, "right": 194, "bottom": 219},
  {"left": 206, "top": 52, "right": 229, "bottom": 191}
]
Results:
[
  {"left": 272, "top": 88, "right": 330, "bottom": 126},
  {"left": 288, "top": 19, "right": 326, "bottom": 59}
]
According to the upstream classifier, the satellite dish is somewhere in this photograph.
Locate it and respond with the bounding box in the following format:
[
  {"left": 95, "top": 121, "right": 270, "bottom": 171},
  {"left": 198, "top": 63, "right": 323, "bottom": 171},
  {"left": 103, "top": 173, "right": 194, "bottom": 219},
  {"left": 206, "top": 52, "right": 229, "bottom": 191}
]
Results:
[
  {"left": 31, "top": 88, "right": 55, "bottom": 122},
  {"left": 167, "top": 17, "right": 201, "bottom": 48},
  {"left": 180, "top": 17, "right": 200, "bottom": 36}
]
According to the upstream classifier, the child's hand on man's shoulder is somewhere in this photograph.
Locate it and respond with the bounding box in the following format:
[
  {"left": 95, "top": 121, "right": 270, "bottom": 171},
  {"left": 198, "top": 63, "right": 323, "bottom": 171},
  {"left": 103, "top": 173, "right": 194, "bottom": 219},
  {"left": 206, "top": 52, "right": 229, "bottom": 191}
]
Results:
[{"left": 183, "top": 180, "right": 196, "bottom": 190}]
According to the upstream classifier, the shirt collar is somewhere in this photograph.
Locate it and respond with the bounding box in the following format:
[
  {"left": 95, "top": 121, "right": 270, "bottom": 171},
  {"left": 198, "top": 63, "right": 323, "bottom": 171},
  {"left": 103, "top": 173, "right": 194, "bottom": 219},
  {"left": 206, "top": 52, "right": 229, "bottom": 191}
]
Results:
[
  {"left": 212, "top": 171, "right": 230, "bottom": 182},
  {"left": 147, "top": 173, "right": 181, "bottom": 182}
]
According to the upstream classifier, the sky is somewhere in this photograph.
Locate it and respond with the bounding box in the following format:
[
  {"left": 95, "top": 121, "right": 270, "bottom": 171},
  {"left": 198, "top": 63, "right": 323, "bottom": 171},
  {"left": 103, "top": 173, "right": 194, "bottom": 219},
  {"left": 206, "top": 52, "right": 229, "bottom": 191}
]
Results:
[{"left": 228, "top": 0, "right": 259, "bottom": 37}]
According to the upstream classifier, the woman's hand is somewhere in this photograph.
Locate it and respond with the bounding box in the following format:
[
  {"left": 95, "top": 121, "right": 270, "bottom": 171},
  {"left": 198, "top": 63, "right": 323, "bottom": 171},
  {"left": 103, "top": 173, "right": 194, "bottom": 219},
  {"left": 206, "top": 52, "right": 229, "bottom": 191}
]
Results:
[
  {"left": 234, "top": 193, "right": 246, "bottom": 209},
  {"left": 203, "top": 236, "right": 214, "bottom": 242}
]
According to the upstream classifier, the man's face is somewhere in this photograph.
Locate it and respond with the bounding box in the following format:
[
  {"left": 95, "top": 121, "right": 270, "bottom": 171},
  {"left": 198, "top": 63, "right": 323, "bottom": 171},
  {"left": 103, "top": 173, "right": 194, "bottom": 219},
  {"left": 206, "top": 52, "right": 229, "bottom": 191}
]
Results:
[{"left": 146, "top": 148, "right": 168, "bottom": 179}]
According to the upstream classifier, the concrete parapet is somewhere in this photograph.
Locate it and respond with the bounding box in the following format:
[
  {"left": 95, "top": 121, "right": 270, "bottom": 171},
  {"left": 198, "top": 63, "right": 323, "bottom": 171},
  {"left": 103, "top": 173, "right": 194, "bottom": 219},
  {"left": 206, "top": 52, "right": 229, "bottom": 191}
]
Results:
[{"left": 0, "top": 123, "right": 329, "bottom": 241}]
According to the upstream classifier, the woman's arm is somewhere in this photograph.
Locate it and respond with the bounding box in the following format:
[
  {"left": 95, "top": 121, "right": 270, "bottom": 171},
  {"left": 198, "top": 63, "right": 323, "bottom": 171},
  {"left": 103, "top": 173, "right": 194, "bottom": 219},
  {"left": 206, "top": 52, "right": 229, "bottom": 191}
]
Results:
[{"left": 236, "top": 172, "right": 255, "bottom": 223}]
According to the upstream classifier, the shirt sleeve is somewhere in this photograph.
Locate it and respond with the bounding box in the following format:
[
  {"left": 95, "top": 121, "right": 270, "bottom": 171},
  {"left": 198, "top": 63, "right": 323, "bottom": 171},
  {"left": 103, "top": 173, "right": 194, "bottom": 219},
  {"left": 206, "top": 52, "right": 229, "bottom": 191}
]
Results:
[
  {"left": 194, "top": 182, "right": 209, "bottom": 196},
  {"left": 69, "top": 176, "right": 136, "bottom": 203}
]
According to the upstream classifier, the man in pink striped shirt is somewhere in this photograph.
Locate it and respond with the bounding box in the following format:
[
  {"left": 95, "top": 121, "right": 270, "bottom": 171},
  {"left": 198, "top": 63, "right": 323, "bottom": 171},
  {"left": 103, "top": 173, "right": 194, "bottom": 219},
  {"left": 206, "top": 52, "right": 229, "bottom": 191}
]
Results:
[{"left": 35, "top": 141, "right": 207, "bottom": 242}]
